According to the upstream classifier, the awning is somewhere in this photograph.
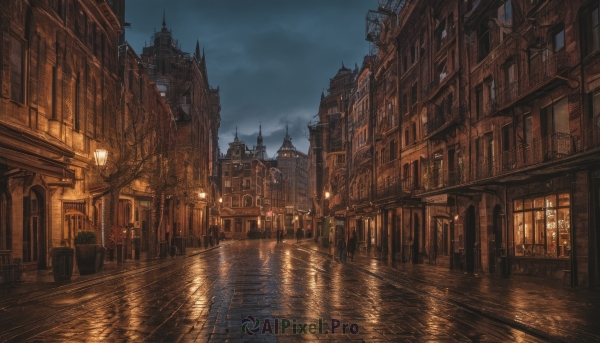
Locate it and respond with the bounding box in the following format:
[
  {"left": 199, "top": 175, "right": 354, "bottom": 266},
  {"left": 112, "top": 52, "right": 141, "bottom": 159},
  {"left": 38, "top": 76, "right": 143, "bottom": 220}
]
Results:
[{"left": 0, "top": 147, "right": 75, "bottom": 180}]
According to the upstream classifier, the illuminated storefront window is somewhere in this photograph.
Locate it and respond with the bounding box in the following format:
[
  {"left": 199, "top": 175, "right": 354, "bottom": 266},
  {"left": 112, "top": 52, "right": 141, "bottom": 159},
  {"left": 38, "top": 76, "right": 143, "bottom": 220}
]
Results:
[{"left": 513, "top": 193, "right": 570, "bottom": 258}]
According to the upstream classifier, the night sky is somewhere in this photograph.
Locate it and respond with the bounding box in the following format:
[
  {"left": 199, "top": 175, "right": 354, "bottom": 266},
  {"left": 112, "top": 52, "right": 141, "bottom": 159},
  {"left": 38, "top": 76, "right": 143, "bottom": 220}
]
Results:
[{"left": 125, "top": 0, "right": 376, "bottom": 157}]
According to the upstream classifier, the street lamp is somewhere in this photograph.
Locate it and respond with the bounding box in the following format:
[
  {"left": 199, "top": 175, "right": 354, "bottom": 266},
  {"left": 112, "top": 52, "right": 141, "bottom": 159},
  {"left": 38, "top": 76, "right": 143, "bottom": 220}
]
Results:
[
  {"left": 219, "top": 197, "right": 222, "bottom": 203},
  {"left": 325, "top": 191, "right": 330, "bottom": 199},
  {"left": 94, "top": 148, "right": 108, "bottom": 167},
  {"left": 199, "top": 191, "right": 206, "bottom": 199}
]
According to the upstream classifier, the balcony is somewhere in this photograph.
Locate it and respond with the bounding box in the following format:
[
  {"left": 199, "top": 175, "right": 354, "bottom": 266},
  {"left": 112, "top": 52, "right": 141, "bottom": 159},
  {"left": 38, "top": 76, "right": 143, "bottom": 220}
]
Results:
[
  {"left": 423, "top": 105, "right": 464, "bottom": 139},
  {"left": 500, "top": 132, "right": 575, "bottom": 173},
  {"left": 488, "top": 51, "right": 569, "bottom": 117},
  {"left": 416, "top": 162, "right": 469, "bottom": 194},
  {"left": 584, "top": 120, "right": 600, "bottom": 151},
  {"left": 401, "top": 176, "right": 415, "bottom": 191},
  {"left": 376, "top": 181, "right": 404, "bottom": 198}
]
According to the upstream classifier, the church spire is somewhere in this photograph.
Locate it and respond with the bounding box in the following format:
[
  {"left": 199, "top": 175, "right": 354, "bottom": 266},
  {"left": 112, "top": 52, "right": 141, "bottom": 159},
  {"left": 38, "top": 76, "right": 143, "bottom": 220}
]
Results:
[
  {"left": 257, "top": 124, "right": 263, "bottom": 146},
  {"left": 195, "top": 40, "right": 200, "bottom": 59},
  {"left": 162, "top": 9, "right": 166, "bottom": 28},
  {"left": 234, "top": 126, "right": 239, "bottom": 142}
]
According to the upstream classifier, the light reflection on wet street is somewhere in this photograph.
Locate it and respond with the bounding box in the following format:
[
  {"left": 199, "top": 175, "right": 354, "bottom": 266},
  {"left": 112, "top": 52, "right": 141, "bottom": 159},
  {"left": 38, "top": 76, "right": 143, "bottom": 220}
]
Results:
[{"left": 0, "top": 240, "right": 543, "bottom": 342}]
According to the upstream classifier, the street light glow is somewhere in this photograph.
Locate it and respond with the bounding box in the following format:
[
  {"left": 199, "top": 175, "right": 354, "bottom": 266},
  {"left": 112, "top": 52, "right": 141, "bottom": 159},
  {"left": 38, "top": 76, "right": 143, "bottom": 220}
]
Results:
[
  {"left": 325, "top": 191, "right": 330, "bottom": 199},
  {"left": 94, "top": 148, "right": 108, "bottom": 167},
  {"left": 199, "top": 192, "right": 206, "bottom": 199}
]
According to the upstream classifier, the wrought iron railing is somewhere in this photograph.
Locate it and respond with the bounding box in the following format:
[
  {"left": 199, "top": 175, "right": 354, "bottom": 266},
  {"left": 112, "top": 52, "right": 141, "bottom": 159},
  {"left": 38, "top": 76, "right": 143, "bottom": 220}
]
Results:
[
  {"left": 424, "top": 106, "right": 463, "bottom": 136},
  {"left": 376, "top": 181, "right": 404, "bottom": 198},
  {"left": 500, "top": 132, "right": 574, "bottom": 173}
]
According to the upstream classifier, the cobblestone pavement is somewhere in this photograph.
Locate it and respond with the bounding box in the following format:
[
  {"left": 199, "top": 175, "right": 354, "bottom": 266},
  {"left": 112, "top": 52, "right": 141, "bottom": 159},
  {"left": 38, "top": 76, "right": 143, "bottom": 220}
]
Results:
[
  {"left": 0, "top": 239, "right": 547, "bottom": 342},
  {"left": 294, "top": 239, "right": 600, "bottom": 343}
]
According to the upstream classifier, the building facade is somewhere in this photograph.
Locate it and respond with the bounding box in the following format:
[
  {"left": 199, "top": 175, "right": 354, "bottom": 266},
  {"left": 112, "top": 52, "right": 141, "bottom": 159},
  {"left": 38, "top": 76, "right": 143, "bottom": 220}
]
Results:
[{"left": 308, "top": 0, "right": 600, "bottom": 288}]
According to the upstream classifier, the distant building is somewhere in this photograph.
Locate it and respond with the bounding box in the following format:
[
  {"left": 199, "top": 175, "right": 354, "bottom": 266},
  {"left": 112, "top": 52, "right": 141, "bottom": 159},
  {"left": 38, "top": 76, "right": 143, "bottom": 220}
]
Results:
[{"left": 219, "top": 126, "right": 309, "bottom": 238}]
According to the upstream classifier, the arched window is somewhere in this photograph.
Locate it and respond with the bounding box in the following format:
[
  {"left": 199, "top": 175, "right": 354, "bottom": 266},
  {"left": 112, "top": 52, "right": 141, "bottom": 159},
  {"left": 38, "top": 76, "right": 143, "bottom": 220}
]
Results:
[{"left": 244, "top": 195, "right": 253, "bottom": 207}]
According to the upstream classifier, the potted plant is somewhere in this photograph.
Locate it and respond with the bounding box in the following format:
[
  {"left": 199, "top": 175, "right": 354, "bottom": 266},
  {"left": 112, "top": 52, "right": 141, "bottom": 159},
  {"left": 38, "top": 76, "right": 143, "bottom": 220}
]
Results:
[
  {"left": 74, "top": 231, "right": 104, "bottom": 275},
  {"left": 52, "top": 242, "right": 74, "bottom": 282}
]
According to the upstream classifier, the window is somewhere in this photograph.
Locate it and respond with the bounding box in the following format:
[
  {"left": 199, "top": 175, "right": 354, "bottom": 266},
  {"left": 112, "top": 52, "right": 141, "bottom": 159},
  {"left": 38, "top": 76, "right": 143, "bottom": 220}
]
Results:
[
  {"left": 411, "top": 44, "right": 416, "bottom": 64},
  {"left": 403, "top": 163, "right": 410, "bottom": 180},
  {"left": 553, "top": 28, "right": 565, "bottom": 51},
  {"left": 232, "top": 195, "right": 239, "bottom": 207},
  {"left": 411, "top": 83, "right": 418, "bottom": 112},
  {"left": 524, "top": 114, "right": 533, "bottom": 145},
  {"left": 477, "top": 23, "right": 490, "bottom": 61},
  {"left": 390, "top": 140, "right": 396, "bottom": 160},
  {"left": 9, "top": 35, "right": 24, "bottom": 103},
  {"left": 402, "top": 93, "right": 408, "bottom": 115},
  {"left": 513, "top": 193, "right": 570, "bottom": 258},
  {"left": 381, "top": 148, "right": 386, "bottom": 165},
  {"left": 52, "top": 66, "right": 58, "bottom": 119},
  {"left": 224, "top": 179, "right": 231, "bottom": 188},
  {"left": 582, "top": 4, "right": 600, "bottom": 56},
  {"left": 74, "top": 75, "right": 81, "bottom": 131},
  {"left": 413, "top": 160, "right": 419, "bottom": 188},
  {"left": 502, "top": 125, "right": 512, "bottom": 152},
  {"left": 475, "top": 85, "right": 484, "bottom": 120},
  {"left": 487, "top": 79, "right": 496, "bottom": 101},
  {"left": 235, "top": 218, "right": 242, "bottom": 232},
  {"left": 404, "top": 130, "right": 409, "bottom": 147},
  {"left": 244, "top": 195, "right": 253, "bottom": 207},
  {"left": 541, "top": 97, "right": 569, "bottom": 137},
  {"left": 590, "top": 89, "right": 600, "bottom": 119},
  {"left": 224, "top": 219, "right": 231, "bottom": 232}
]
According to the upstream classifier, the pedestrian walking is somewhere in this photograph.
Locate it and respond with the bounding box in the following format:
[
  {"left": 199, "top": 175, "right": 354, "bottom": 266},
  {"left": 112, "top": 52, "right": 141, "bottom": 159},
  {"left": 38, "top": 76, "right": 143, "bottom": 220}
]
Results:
[
  {"left": 276, "top": 229, "right": 281, "bottom": 243},
  {"left": 296, "top": 227, "right": 303, "bottom": 243},
  {"left": 348, "top": 229, "right": 357, "bottom": 262}
]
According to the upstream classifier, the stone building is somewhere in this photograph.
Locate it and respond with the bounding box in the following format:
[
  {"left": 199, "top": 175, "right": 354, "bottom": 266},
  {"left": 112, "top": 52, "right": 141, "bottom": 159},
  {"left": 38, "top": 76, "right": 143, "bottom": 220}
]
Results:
[
  {"left": 139, "top": 14, "right": 221, "bottom": 248},
  {"left": 276, "top": 126, "right": 309, "bottom": 235},
  {"left": 0, "top": 0, "right": 123, "bottom": 269},
  {"left": 219, "top": 126, "right": 309, "bottom": 239},
  {"left": 307, "top": 0, "right": 600, "bottom": 288},
  {"left": 307, "top": 63, "right": 356, "bottom": 244},
  {"left": 219, "top": 130, "right": 268, "bottom": 239}
]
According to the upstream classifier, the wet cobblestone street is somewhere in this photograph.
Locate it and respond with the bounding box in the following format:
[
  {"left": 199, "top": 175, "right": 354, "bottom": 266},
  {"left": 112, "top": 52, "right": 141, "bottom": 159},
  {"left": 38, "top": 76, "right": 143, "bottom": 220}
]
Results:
[{"left": 0, "top": 240, "right": 550, "bottom": 342}]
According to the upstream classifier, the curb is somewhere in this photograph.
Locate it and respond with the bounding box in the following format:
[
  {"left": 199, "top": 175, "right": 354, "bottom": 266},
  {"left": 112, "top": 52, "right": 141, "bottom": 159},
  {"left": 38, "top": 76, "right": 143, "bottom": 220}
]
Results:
[{"left": 291, "top": 242, "right": 570, "bottom": 343}]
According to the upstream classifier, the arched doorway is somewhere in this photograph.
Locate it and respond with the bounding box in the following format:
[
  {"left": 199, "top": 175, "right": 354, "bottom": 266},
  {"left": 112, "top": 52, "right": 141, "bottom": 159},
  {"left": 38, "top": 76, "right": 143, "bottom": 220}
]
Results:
[
  {"left": 24, "top": 187, "right": 47, "bottom": 269},
  {"left": 413, "top": 213, "right": 419, "bottom": 263},
  {"left": 491, "top": 205, "right": 504, "bottom": 275},
  {"left": 465, "top": 206, "right": 476, "bottom": 273}
]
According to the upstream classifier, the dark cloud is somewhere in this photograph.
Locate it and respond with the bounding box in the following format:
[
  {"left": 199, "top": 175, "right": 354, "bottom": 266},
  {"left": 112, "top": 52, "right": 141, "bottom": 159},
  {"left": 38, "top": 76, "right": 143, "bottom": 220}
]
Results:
[{"left": 125, "top": 0, "right": 376, "bottom": 156}]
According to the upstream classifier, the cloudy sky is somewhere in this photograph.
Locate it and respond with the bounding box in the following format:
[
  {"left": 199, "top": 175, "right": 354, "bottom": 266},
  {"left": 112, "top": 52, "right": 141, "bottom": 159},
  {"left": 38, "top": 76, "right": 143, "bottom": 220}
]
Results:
[{"left": 125, "top": 0, "right": 376, "bottom": 157}]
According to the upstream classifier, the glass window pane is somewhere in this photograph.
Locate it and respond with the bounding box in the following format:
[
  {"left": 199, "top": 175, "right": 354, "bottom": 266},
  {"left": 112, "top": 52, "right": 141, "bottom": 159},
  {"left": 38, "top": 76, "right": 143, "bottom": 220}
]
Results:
[
  {"left": 545, "top": 195, "right": 556, "bottom": 208},
  {"left": 553, "top": 97, "right": 569, "bottom": 134},
  {"left": 514, "top": 212, "right": 524, "bottom": 256},
  {"left": 546, "top": 209, "right": 557, "bottom": 258},
  {"left": 524, "top": 211, "right": 533, "bottom": 245},
  {"left": 534, "top": 197, "right": 544, "bottom": 208},
  {"left": 514, "top": 199, "right": 523, "bottom": 211},
  {"left": 558, "top": 208, "right": 571, "bottom": 258},
  {"left": 558, "top": 193, "right": 570, "bottom": 206},
  {"left": 534, "top": 211, "right": 545, "bottom": 248},
  {"left": 524, "top": 199, "right": 533, "bottom": 209},
  {"left": 554, "top": 30, "right": 564, "bottom": 51}
]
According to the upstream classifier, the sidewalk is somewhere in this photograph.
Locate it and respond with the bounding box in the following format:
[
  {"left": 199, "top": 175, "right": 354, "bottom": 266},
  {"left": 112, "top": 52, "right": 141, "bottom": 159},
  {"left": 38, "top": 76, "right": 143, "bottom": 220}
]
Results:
[
  {"left": 0, "top": 240, "right": 238, "bottom": 299},
  {"left": 293, "top": 239, "right": 600, "bottom": 343}
]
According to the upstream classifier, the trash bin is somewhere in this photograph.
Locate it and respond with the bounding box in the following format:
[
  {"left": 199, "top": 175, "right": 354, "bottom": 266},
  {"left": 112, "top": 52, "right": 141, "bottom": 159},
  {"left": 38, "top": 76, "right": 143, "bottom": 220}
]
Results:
[
  {"left": 203, "top": 235, "right": 208, "bottom": 248},
  {"left": 169, "top": 245, "right": 177, "bottom": 257},
  {"left": 175, "top": 237, "right": 186, "bottom": 255}
]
